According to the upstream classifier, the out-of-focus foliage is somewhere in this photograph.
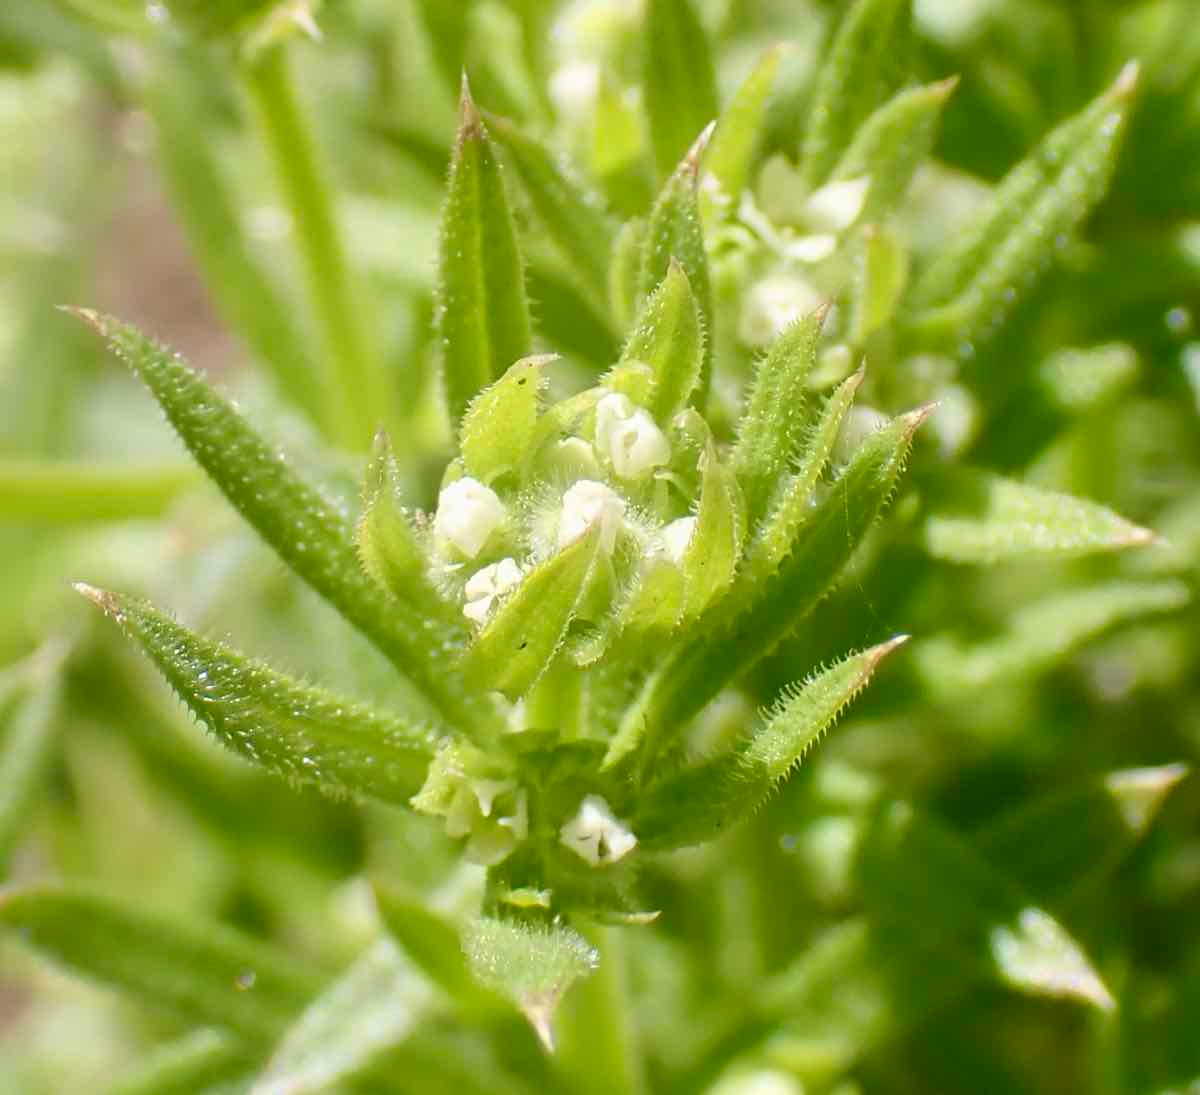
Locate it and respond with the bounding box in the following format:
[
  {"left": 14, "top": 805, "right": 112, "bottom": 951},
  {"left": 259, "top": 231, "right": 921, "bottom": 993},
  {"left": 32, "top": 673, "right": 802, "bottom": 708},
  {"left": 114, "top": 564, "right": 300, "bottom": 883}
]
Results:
[{"left": 0, "top": 1, "right": 1198, "bottom": 1093}]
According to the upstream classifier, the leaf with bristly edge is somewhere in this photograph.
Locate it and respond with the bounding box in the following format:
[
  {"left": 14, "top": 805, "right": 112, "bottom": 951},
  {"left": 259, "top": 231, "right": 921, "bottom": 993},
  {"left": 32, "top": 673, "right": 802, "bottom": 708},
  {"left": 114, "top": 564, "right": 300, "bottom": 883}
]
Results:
[
  {"left": 436, "top": 78, "right": 532, "bottom": 423},
  {"left": 636, "top": 636, "right": 908, "bottom": 848},
  {"left": 462, "top": 916, "right": 597, "bottom": 1051},
  {"left": 68, "top": 310, "right": 494, "bottom": 742},
  {"left": 638, "top": 129, "right": 715, "bottom": 404},
  {"left": 75, "top": 585, "right": 442, "bottom": 804},
  {"left": 606, "top": 260, "right": 704, "bottom": 422},
  {"left": 460, "top": 354, "right": 550, "bottom": 485},
  {"left": 906, "top": 64, "right": 1139, "bottom": 346}
]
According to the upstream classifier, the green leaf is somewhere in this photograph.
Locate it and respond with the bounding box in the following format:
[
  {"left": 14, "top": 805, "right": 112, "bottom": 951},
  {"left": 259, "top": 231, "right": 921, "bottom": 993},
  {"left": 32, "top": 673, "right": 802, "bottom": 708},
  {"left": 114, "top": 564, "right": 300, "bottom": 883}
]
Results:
[
  {"left": 636, "top": 636, "right": 907, "bottom": 848},
  {"left": 0, "top": 885, "right": 321, "bottom": 1044},
  {"left": 744, "top": 366, "right": 864, "bottom": 585},
  {"left": 702, "top": 45, "right": 787, "bottom": 221},
  {"left": 607, "top": 260, "right": 704, "bottom": 422},
  {"left": 373, "top": 880, "right": 507, "bottom": 1016},
  {"left": 106, "top": 1031, "right": 250, "bottom": 1095},
  {"left": 486, "top": 112, "right": 615, "bottom": 311},
  {"left": 907, "top": 64, "right": 1139, "bottom": 345},
  {"left": 639, "top": 131, "right": 715, "bottom": 405},
  {"left": 732, "top": 306, "right": 828, "bottom": 528},
  {"left": 680, "top": 444, "right": 744, "bottom": 621},
  {"left": 830, "top": 77, "right": 958, "bottom": 224},
  {"left": 921, "top": 469, "right": 1156, "bottom": 564},
  {"left": 72, "top": 312, "right": 493, "bottom": 740},
  {"left": 463, "top": 524, "right": 601, "bottom": 698},
  {"left": 847, "top": 226, "right": 909, "bottom": 346},
  {"left": 75, "top": 586, "right": 441, "bottom": 804},
  {"left": 462, "top": 917, "right": 598, "bottom": 1051},
  {"left": 437, "top": 79, "right": 533, "bottom": 423},
  {"left": 695, "top": 405, "right": 925, "bottom": 704},
  {"left": 0, "top": 643, "right": 65, "bottom": 866},
  {"left": 797, "top": 0, "right": 911, "bottom": 190},
  {"left": 358, "top": 432, "right": 467, "bottom": 644},
  {"left": 253, "top": 939, "right": 435, "bottom": 1095},
  {"left": 461, "top": 354, "right": 550, "bottom": 484},
  {"left": 644, "top": 0, "right": 719, "bottom": 181},
  {"left": 913, "top": 579, "right": 1190, "bottom": 698}
]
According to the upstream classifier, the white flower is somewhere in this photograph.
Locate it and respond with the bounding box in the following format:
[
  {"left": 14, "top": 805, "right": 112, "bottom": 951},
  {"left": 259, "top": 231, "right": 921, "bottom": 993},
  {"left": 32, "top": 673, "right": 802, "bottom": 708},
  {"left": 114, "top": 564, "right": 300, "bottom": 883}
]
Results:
[
  {"left": 462, "top": 557, "right": 524, "bottom": 625},
  {"left": 560, "top": 794, "right": 638, "bottom": 866},
  {"left": 434, "top": 477, "right": 506, "bottom": 558},
  {"left": 803, "top": 175, "right": 870, "bottom": 233},
  {"left": 558, "top": 479, "right": 627, "bottom": 552},
  {"left": 594, "top": 393, "right": 671, "bottom": 479},
  {"left": 660, "top": 516, "right": 696, "bottom": 564},
  {"left": 739, "top": 273, "right": 823, "bottom": 347}
]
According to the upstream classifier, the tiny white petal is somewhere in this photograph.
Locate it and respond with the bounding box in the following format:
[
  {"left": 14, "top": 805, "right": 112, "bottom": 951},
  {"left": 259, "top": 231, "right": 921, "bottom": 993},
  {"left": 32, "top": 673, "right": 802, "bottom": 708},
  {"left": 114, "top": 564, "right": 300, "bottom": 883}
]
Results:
[
  {"left": 804, "top": 175, "right": 870, "bottom": 232},
  {"left": 661, "top": 516, "right": 697, "bottom": 564},
  {"left": 560, "top": 794, "right": 638, "bottom": 866},
  {"left": 781, "top": 233, "right": 838, "bottom": 263},
  {"left": 434, "top": 477, "right": 506, "bottom": 558},
  {"left": 558, "top": 480, "right": 626, "bottom": 552},
  {"left": 595, "top": 393, "right": 671, "bottom": 479},
  {"left": 463, "top": 557, "right": 524, "bottom": 624}
]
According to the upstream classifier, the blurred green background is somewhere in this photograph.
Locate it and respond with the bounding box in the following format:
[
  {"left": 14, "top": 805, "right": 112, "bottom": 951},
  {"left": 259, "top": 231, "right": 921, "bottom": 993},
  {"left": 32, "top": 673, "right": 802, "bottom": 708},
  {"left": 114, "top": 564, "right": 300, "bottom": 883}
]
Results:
[{"left": 1, "top": 1, "right": 1199, "bottom": 1092}]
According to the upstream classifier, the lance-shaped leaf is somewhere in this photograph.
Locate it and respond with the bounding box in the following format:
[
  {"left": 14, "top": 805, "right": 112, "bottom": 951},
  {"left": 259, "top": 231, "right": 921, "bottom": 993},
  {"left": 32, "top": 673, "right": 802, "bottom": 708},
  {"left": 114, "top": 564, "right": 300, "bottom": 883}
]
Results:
[
  {"left": 463, "top": 917, "right": 597, "bottom": 1051},
  {"left": 644, "top": 0, "right": 719, "bottom": 181},
  {"left": 702, "top": 46, "right": 787, "bottom": 221},
  {"left": 830, "top": 77, "right": 958, "bottom": 224},
  {"left": 978, "top": 764, "right": 1189, "bottom": 908},
  {"left": 907, "top": 64, "right": 1139, "bottom": 344},
  {"left": 0, "top": 885, "right": 321, "bottom": 1044},
  {"left": 0, "top": 642, "right": 65, "bottom": 865},
  {"left": 797, "top": 0, "right": 910, "bottom": 190},
  {"left": 71, "top": 313, "right": 491, "bottom": 739},
  {"left": 741, "top": 367, "right": 866, "bottom": 585},
  {"left": 75, "top": 586, "right": 442, "bottom": 804},
  {"left": 847, "top": 226, "right": 909, "bottom": 346},
  {"left": 486, "top": 113, "right": 614, "bottom": 310},
  {"left": 373, "top": 881, "right": 507, "bottom": 1016},
  {"left": 461, "top": 355, "right": 549, "bottom": 484},
  {"left": 913, "top": 579, "right": 1190, "bottom": 698},
  {"left": 253, "top": 939, "right": 436, "bottom": 1095},
  {"left": 358, "top": 432, "right": 466, "bottom": 646},
  {"left": 685, "top": 407, "right": 925, "bottom": 709},
  {"left": 921, "top": 469, "right": 1156, "bottom": 564},
  {"left": 107, "top": 1031, "right": 251, "bottom": 1095},
  {"left": 437, "top": 79, "right": 532, "bottom": 422},
  {"left": 732, "top": 306, "right": 828, "bottom": 527},
  {"left": 636, "top": 637, "right": 907, "bottom": 848},
  {"left": 639, "top": 131, "right": 715, "bottom": 403},
  {"left": 680, "top": 445, "right": 745, "bottom": 621},
  {"left": 607, "top": 260, "right": 704, "bottom": 421},
  {"left": 462, "top": 524, "right": 601, "bottom": 698},
  {"left": 612, "top": 404, "right": 924, "bottom": 764}
]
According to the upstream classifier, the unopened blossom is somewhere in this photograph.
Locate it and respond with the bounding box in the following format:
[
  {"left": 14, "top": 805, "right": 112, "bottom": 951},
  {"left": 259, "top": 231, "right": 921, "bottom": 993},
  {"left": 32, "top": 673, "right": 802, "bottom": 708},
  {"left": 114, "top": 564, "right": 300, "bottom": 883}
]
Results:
[
  {"left": 434, "top": 476, "right": 506, "bottom": 558},
  {"left": 560, "top": 794, "right": 638, "bottom": 866},
  {"left": 595, "top": 393, "right": 671, "bottom": 479},
  {"left": 463, "top": 557, "right": 524, "bottom": 624},
  {"left": 558, "top": 479, "right": 627, "bottom": 552}
]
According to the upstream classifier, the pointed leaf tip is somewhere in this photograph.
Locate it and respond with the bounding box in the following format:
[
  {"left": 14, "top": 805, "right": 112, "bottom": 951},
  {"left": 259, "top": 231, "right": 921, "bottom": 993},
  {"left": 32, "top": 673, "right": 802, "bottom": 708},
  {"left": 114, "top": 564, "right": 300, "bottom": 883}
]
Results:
[
  {"left": 685, "top": 121, "right": 718, "bottom": 178},
  {"left": 58, "top": 305, "right": 107, "bottom": 335},
  {"left": 71, "top": 581, "right": 116, "bottom": 614},
  {"left": 1113, "top": 60, "right": 1140, "bottom": 98},
  {"left": 867, "top": 633, "right": 910, "bottom": 665}
]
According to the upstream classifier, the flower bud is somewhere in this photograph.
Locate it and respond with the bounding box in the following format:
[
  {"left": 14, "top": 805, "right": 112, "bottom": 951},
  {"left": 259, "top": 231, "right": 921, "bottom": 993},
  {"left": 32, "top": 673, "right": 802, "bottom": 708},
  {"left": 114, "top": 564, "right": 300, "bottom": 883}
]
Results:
[
  {"left": 560, "top": 794, "right": 637, "bottom": 866},
  {"left": 558, "top": 479, "right": 627, "bottom": 552},
  {"left": 434, "top": 476, "right": 506, "bottom": 558},
  {"left": 595, "top": 393, "right": 671, "bottom": 479}
]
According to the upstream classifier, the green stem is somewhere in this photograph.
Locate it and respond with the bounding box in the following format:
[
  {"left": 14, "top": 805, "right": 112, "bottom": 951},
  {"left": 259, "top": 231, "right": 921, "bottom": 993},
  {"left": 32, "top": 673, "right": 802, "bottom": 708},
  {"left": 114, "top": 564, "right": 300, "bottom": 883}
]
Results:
[
  {"left": 0, "top": 461, "right": 200, "bottom": 524},
  {"left": 557, "top": 927, "right": 646, "bottom": 1095},
  {"left": 246, "top": 46, "right": 390, "bottom": 450}
]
